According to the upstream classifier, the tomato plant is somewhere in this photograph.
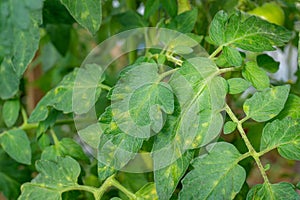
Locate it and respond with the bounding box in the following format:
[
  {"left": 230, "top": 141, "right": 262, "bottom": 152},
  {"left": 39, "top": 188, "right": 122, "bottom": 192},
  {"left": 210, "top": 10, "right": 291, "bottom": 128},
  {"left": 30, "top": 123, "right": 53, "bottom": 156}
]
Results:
[{"left": 0, "top": 0, "right": 300, "bottom": 200}]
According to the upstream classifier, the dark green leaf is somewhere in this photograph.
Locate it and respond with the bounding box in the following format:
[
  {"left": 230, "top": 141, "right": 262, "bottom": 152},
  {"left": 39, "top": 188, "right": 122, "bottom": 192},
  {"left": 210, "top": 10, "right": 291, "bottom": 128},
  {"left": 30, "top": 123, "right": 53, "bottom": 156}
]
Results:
[
  {"left": 144, "top": 0, "right": 160, "bottom": 19},
  {"left": 227, "top": 78, "right": 251, "bottom": 94},
  {"left": 242, "top": 62, "right": 270, "bottom": 90},
  {"left": 61, "top": 0, "right": 102, "bottom": 34},
  {"left": 161, "top": 0, "right": 177, "bottom": 17},
  {"left": 0, "top": 129, "right": 31, "bottom": 164},
  {"left": 257, "top": 54, "right": 280, "bottom": 73},
  {"left": 223, "top": 46, "right": 242, "bottom": 67},
  {"left": 2, "top": 99, "right": 20, "bottom": 127},
  {"left": 0, "top": 172, "right": 20, "bottom": 200},
  {"left": 276, "top": 94, "right": 300, "bottom": 119},
  {"left": 46, "top": 24, "right": 71, "bottom": 56},
  {"left": 246, "top": 182, "right": 299, "bottom": 200},
  {"left": 260, "top": 118, "right": 300, "bottom": 160},
  {"left": 179, "top": 142, "right": 246, "bottom": 200},
  {"left": 116, "top": 10, "right": 147, "bottom": 29},
  {"left": 209, "top": 11, "right": 292, "bottom": 52},
  {"left": 243, "top": 85, "right": 290, "bottom": 122},
  {"left": 224, "top": 121, "right": 237, "bottom": 134},
  {"left": 19, "top": 156, "right": 80, "bottom": 200},
  {"left": 29, "top": 64, "right": 104, "bottom": 123},
  {"left": 167, "top": 8, "right": 198, "bottom": 33}
]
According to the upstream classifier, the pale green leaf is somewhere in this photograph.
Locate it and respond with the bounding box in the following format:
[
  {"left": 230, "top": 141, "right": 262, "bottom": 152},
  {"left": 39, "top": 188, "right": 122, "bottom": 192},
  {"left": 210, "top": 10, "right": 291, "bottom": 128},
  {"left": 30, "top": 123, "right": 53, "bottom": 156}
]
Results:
[
  {"left": 277, "top": 94, "right": 300, "bottom": 119},
  {"left": 0, "top": 129, "right": 31, "bottom": 164},
  {"left": 135, "top": 183, "right": 158, "bottom": 200},
  {"left": 61, "top": 0, "right": 102, "bottom": 34},
  {"left": 246, "top": 182, "right": 299, "bottom": 200},
  {"left": 260, "top": 118, "right": 300, "bottom": 160},
  {"left": 223, "top": 46, "right": 242, "bottom": 67},
  {"left": 0, "top": 58, "right": 20, "bottom": 99},
  {"left": 29, "top": 64, "right": 104, "bottom": 123},
  {"left": 78, "top": 123, "right": 102, "bottom": 149},
  {"left": 224, "top": 121, "right": 237, "bottom": 134},
  {"left": 18, "top": 156, "right": 80, "bottom": 200},
  {"left": 209, "top": 11, "right": 292, "bottom": 52},
  {"left": 243, "top": 85, "right": 290, "bottom": 122},
  {"left": 227, "top": 78, "right": 251, "bottom": 94},
  {"left": 242, "top": 62, "right": 270, "bottom": 90},
  {"left": 179, "top": 142, "right": 246, "bottom": 200},
  {"left": 2, "top": 99, "right": 20, "bottom": 127}
]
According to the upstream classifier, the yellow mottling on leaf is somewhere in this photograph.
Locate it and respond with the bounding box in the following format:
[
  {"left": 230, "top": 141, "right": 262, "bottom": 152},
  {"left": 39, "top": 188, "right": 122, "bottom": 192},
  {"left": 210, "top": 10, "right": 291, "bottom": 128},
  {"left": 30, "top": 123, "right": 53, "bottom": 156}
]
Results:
[{"left": 80, "top": 11, "right": 89, "bottom": 20}]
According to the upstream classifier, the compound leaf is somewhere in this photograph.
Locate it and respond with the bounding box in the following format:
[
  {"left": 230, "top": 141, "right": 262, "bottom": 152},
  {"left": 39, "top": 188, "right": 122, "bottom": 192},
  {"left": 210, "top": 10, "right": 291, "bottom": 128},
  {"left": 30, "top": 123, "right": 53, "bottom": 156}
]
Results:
[
  {"left": 242, "top": 62, "right": 270, "bottom": 90},
  {"left": 227, "top": 78, "right": 251, "bottom": 94},
  {"left": 179, "top": 142, "right": 246, "bottom": 200},
  {"left": 246, "top": 182, "right": 299, "bottom": 200},
  {"left": 260, "top": 118, "right": 300, "bottom": 160},
  {"left": 61, "top": 0, "right": 102, "bottom": 34},
  {"left": 243, "top": 85, "right": 290, "bottom": 122},
  {"left": 209, "top": 11, "right": 292, "bottom": 52}
]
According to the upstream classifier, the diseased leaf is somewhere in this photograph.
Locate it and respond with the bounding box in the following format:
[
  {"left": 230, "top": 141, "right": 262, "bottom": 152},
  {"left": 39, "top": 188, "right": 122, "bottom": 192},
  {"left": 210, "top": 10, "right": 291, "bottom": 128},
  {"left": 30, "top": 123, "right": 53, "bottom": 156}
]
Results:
[
  {"left": 61, "top": 0, "right": 102, "bottom": 34},
  {"left": 224, "top": 121, "right": 237, "bottom": 134},
  {"left": 2, "top": 99, "right": 20, "bottom": 127},
  {"left": 242, "top": 62, "right": 270, "bottom": 90},
  {"left": 227, "top": 78, "right": 251, "bottom": 94},
  {"left": 209, "top": 11, "right": 292, "bottom": 52},
  {"left": 29, "top": 64, "right": 104, "bottom": 123},
  {"left": 0, "top": 0, "right": 43, "bottom": 99},
  {"left": 276, "top": 94, "right": 300, "bottom": 119},
  {"left": 243, "top": 85, "right": 290, "bottom": 122},
  {"left": 110, "top": 62, "right": 174, "bottom": 139},
  {"left": 78, "top": 123, "right": 102, "bottom": 149},
  {"left": 154, "top": 150, "right": 194, "bottom": 200},
  {"left": 19, "top": 156, "right": 80, "bottom": 200},
  {"left": 223, "top": 46, "right": 242, "bottom": 67},
  {"left": 0, "top": 129, "right": 31, "bottom": 164},
  {"left": 135, "top": 183, "right": 158, "bottom": 200},
  {"left": 260, "top": 118, "right": 300, "bottom": 160},
  {"left": 179, "top": 142, "right": 246, "bottom": 200},
  {"left": 246, "top": 182, "right": 299, "bottom": 200}
]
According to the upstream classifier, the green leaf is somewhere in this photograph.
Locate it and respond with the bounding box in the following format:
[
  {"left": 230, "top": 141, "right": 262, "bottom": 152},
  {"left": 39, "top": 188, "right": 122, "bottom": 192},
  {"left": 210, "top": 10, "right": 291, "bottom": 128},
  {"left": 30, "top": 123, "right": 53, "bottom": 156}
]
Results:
[
  {"left": 144, "top": 0, "right": 160, "bottom": 19},
  {"left": 257, "top": 54, "right": 280, "bottom": 73},
  {"left": 167, "top": 8, "right": 198, "bottom": 33},
  {"left": 223, "top": 46, "right": 242, "bottom": 67},
  {"left": 0, "top": 58, "right": 20, "bottom": 99},
  {"left": 260, "top": 118, "right": 300, "bottom": 160},
  {"left": 179, "top": 142, "right": 246, "bottom": 200},
  {"left": 0, "top": 172, "right": 20, "bottom": 200},
  {"left": 243, "top": 85, "right": 290, "bottom": 122},
  {"left": 110, "top": 62, "right": 174, "bottom": 138},
  {"left": 167, "top": 57, "right": 227, "bottom": 150},
  {"left": 246, "top": 182, "right": 299, "bottom": 200},
  {"left": 60, "top": 0, "right": 102, "bottom": 34},
  {"left": 227, "top": 78, "right": 251, "bottom": 94},
  {"left": 135, "top": 183, "right": 158, "bottom": 200},
  {"left": 154, "top": 150, "right": 194, "bottom": 200},
  {"left": 2, "top": 99, "right": 20, "bottom": 127},
  {"left": 97, "top": 126, "right": 144, "bottom": 181},
  {"left": 161, "top": 0, "right": 177, "bottom": 17},
  {"left": 0, "top": 129, "right": 31, "bottom": 164},
  {"left": 19, "top": 156, "right": 80, "bottom": 200},
  {"left": 242, "top": 62, "right": 270, "bottom": 90},
  {"left": 29, "top": 64, "right": 104, "bottom": 123},
  {"left": 276, "top": 94, "right": 300, "bottom": 119},
  {"left": 209, "top": 11, "right": 292, "bottom": 52},
  {"left": 0, "top": 0, "right": 43, "bottom": 99},
  {"left": 224, "top": 121, "right": 237, "bottom": 134},
  {"left": 78, "top": 123, "right": 102, "bottom": 149}
]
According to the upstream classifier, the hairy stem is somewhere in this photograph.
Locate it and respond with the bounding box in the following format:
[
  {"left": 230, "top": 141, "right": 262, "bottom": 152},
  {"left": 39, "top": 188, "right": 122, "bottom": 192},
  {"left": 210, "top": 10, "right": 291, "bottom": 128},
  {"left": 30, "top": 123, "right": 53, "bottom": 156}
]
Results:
[
  {"left": 209, "top": 45, "right": 223, "bottom": 59},
  {"left": 20, "top": 118, "right": 74, "bottom": 131},
  {"left": 225, "top": 104, "right": 270, "bottom": 184}
]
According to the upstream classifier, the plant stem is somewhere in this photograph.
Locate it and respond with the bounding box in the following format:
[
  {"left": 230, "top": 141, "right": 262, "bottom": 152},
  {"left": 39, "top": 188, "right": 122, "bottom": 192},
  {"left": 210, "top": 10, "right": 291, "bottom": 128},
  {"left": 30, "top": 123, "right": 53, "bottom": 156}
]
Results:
[
  {"left": 99, "top": 83, "right": 112, "bottom": 91},
  {"left": 166, "top": 53, "right": 183, "bottom": 66},
  {"left": 20, "top": 118, "right": 74, "bottom": 131},
  {"left": 50, "top": 129, "right": 60, "bottom": 145},
  {"left": 224, "top": 104, "right": 270, "bottom": 184},
  {"left": 218, "top": 67, "right": 238, "bottom": 74},
  {"left": 158, "top": 68, "right": 179, "bottom": 81},
  {"left": 209, "top": 45, "right": 223, "bottom": 59}
]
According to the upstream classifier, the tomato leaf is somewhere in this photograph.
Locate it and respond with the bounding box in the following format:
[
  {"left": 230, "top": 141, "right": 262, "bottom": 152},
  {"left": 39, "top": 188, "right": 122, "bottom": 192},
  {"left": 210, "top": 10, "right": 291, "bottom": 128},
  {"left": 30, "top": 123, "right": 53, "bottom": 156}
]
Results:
[
  {"left": 179, "top": 142, "right": 246, "bottom": 199},
  {"left": 209, "top": 11, "right": 292, "bottom": 52},
  {"left": 260, "top": 118, "right": 300, "bottom": 160},
  {"left": 243, "top": 85, "right": 290, "bottom": 122}
]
